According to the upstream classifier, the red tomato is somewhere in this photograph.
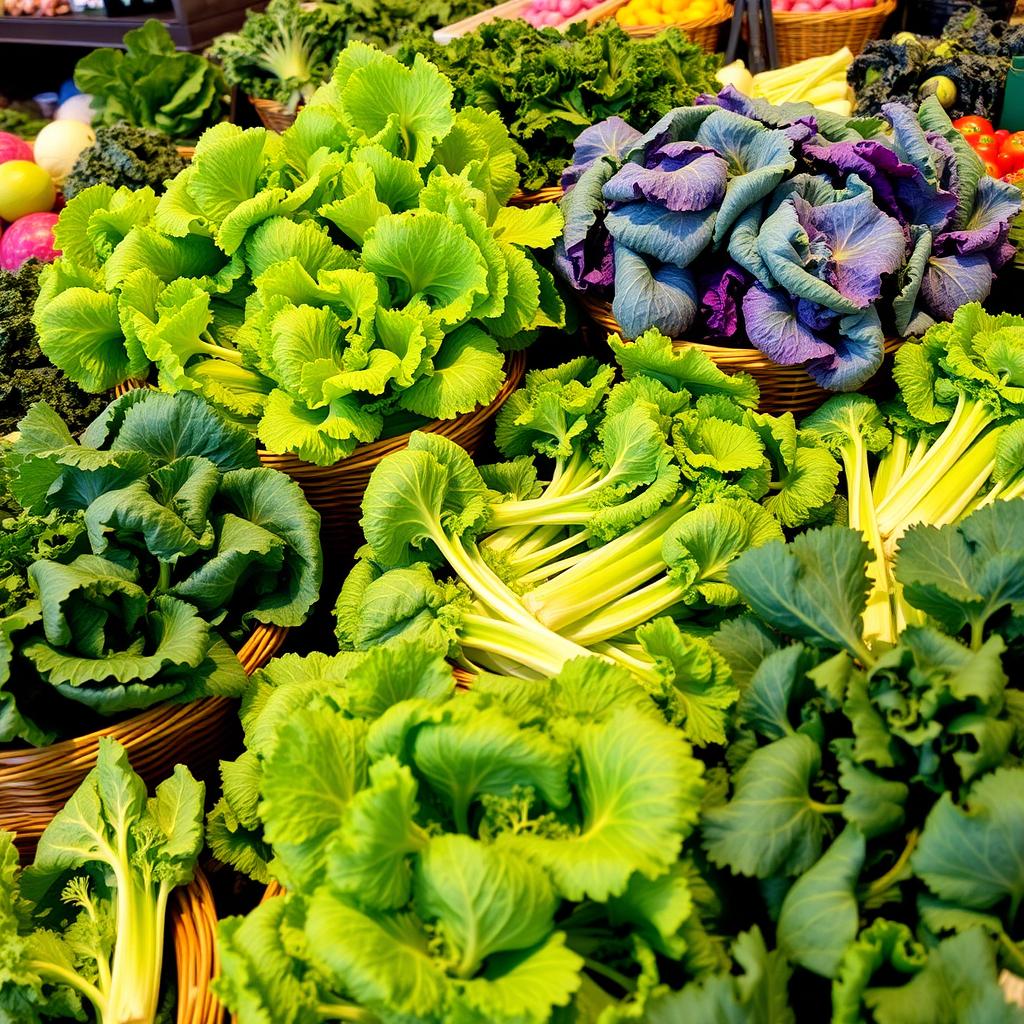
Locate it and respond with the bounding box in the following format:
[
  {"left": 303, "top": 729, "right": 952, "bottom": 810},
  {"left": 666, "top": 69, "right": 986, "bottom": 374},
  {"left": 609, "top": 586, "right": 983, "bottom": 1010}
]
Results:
[
  {"left": 974, "top": 142, "right": 999, "bottom": 162},
  {"left": 953, "top": 115, "right": 994, "bottom": 135},
  {"left": 996, "top": 128, "right": 1010, "bottom": 142},
  {"left": 975, "top": 133, "right": 998, "bottom": 149},
  {"left": 996, "top": 150, "right": 1017, "bottom": 176},
  {"left": 999, "top": 132, "right": 1024, "bottom": 168},
  {"left": 983, "top": 158, "right": 1001, "bottom": 177}
]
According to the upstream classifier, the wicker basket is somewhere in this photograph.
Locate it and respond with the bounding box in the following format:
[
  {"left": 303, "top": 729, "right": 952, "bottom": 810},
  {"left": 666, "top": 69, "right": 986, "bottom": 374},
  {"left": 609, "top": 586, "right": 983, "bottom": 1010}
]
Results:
[
  {"left": 619, "top": 7, "right": 733, "bottom": 50},
  {"left": 174, "top": 869, "right": 225, "bottom": 1024},
  {"left": 771, "top": 0, "right": 895, "bottom": 64},
  {"left": 581, "top": 295, "right": 901, "bottom": 416},
  {"left": 257, "top": 350, "right": 527, "bottom": 536},
  {"left": 0, "top": 624, "right": 287, "bottom": 858},
  {"left": 509, "top": 185, "right": 564, "bottom": 208},
  {"left": 249, "top": 96, "right": 299, "bottom": 132}
]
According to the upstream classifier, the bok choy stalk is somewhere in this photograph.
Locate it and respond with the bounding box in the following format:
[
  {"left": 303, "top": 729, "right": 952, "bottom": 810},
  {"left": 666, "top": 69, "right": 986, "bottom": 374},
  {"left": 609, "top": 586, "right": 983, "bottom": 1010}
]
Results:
[
  {"left": 803, "top": 303, "right": 1024, "bottom": 648},
  {"left": 338, "top": 331, "right": 842, "bottom": 743},
  {"left": 0, "top": 739, "right": 204, "bottom": 1024}
]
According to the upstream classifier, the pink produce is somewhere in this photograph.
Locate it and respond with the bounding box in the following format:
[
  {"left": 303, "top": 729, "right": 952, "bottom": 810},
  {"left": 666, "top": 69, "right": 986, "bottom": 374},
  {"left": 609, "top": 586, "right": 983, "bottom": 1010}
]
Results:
[
  {"left": 850, "top": 0, "right": 875, "bottom": 7},
  {"left": 0, "top": 211, "right": 59, "bottom": 271},
  {"left": 0, "top": 132, "right": 32, "bottom": 165},
  {"left": 791, "top": 2, "right": 814, "bottom": 9}
]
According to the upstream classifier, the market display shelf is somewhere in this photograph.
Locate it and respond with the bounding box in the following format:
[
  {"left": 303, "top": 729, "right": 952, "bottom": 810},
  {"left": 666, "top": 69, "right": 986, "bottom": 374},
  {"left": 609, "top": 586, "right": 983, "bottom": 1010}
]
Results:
[{"left": 0, "top": 0, "right": 247, "bottom": 48}]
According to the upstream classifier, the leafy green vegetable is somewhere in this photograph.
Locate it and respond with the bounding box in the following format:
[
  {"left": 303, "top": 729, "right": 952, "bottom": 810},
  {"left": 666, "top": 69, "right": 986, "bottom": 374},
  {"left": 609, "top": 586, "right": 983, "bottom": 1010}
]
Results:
[
  {"left": 398, "top": 21, "right": 722, "bottom": 191},
  {"left": 63, "top": 125, "right": 188, "bottom": 200},
  {"left": 338, "top": 336, "right": 837, "bottom": 716},
  {"left": 211, "top": 641, "right": 708, "bottom": 1022},
  {"left": 803, "top": 303, "right": 1024, "bottom": 647},
  {"left": 74, "top": 20, "right": 227, "bottom": 141},
  {"left": 207, "top": 0, "right": 347, "bottom": 110},
  {"left": 0, "top": 391, "right": 321, "bottom": 746},
  {"left": 693, "top": 505, "right": 1024, "bottom": 1017},
  {"left": 41, "top": 45, "right": 563, "bottom": 466},
  {"left": 0, "top": 260, "right": 107, "bottom": 437},
  {"left": 0, "top": 738, "right": 204, "bottom": 1024}
]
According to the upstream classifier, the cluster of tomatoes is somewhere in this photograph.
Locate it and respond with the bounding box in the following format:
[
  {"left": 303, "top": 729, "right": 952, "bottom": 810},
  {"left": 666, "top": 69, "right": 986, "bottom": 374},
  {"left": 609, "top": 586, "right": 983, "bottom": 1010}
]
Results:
[{"left": 952, "top": 115, "right": 1024, "bottom": 184}]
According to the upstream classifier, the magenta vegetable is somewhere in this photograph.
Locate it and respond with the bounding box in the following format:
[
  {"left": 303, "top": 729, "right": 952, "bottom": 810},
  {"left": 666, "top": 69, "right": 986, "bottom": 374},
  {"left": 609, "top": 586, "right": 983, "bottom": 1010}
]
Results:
[
  {"left": 0, "top": 132, "right": 33, "bottom": 165},
  {"left": 0, "top": 211, "right": 59, "bottom": 271}
]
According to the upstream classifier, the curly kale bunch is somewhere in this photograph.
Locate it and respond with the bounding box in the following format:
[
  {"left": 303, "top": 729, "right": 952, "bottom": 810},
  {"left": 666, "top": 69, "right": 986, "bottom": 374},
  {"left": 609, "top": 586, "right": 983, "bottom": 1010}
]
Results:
[
  {"left": 63, "top": 124, "right": 187, "bottom": 199},
  {"left": 398, "top": 20, "right": 722, "bottom": 191},
  {"left": 851, "top": 5, "right": 1024, "bottom": 119},
  {"left": 0, "top": 261, "right": 107, "bottom": 436}
]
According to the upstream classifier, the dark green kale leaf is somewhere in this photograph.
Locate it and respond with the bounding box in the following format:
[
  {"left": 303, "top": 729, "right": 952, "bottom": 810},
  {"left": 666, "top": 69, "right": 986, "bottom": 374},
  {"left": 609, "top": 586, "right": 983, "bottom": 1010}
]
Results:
[
  {"left": 0, "top": 261, "right": 107, "bottom": 437},
  {"left": 397, "top": 21, "right": 722, "bottom": 191},
  {"left": 63, "top": 125, "right": 187, "bottom": 200}
]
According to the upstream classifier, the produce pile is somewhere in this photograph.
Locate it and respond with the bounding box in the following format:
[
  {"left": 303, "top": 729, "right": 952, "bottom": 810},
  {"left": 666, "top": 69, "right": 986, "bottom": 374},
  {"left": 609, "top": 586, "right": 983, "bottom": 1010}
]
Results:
[
  {"left": 398, "top": 22, "right": 722, "bottom": 192},
  {"left": 208, "top": 0, "right": 495, "bottom": 110},
  {"left": 74, "top": 21, "right": 227, "bottom": 143},
  {"left": 34, "top": 45, "right": 564, "bottom": 467},
  {"left": 0, "top": 390, "right": 321, "bottom": 746},
  {"left": 850, "top": 7, "right": 1024, "bottom": 121},
  {"left": 614, "top": 0, "right": 730, "bottom": 31},
  {"left": 717, "top": 47, "right": 855, "bottom": 113},
  {"left": 3, "top": 11, "right": 1024, "bottom": 1024},
  {"left": 555, "top": 91, "right": 1021, "bottom": 389}
]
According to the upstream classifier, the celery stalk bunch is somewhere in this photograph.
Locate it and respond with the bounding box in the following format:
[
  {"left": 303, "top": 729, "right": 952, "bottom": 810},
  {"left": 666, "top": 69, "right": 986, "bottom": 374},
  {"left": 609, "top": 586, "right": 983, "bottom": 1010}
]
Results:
[
  {"left": 337, "top": 329, "right": 842, "bottom": 744},
  {"left": 803, "top": 303, "right": 1024, "bottom": 648}
]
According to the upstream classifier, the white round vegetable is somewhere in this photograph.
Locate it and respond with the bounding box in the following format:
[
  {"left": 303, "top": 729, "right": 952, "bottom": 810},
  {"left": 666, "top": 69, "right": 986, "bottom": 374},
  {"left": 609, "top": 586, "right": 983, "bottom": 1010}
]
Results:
[
  {"left": 33, "top": 119, "right": 96, "bottom": 186},
  {"left": 55, "top": 93, "right": 95, "bottom": 125}
]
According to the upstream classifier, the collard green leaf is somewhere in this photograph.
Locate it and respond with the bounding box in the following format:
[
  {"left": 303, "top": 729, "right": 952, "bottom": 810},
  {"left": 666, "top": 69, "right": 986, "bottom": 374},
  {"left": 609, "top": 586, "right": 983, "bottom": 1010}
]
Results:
[
  {"left": 913, "top": 766, "right": 1024, "bottom": 918},
  {"left": 777, "top": 826, "right": 865, "bottom": 978},
  {"left": 703, "top": 733, "right": 832, "bottom": 878},
  {"left": 728, "top": 526, "right": 873, "bottom": 661}
]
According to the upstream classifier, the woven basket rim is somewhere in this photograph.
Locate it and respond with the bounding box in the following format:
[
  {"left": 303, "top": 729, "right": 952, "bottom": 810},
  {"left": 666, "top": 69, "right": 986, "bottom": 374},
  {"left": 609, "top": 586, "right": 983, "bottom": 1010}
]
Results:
[
  {"left": 0, "top": 623, "right": 286, "bottom": 768},
  {"left": 247, "top": 95, "right": 302, "bottom": 113},
  {"left": 618, "top": 4, "right": 733, "bottom": 31},
  {"left": 173, "top": 867, "right": 224, "bottom": 1024},
  {"left": 772, "top": 0, "right": 894, "bottom": 21},
  {"left": 579, "top": 293, "right": 902, "bottom": 360}
]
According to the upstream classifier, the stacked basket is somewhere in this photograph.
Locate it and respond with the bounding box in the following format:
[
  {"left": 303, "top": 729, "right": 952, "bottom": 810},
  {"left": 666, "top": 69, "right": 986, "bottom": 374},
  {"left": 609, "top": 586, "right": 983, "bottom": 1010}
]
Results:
[
  {"left": 771, "top": 0, "right": 895, "bottom": 64},
  {"left": 614, "top": 4, "right": 734, "bottom": 50}
]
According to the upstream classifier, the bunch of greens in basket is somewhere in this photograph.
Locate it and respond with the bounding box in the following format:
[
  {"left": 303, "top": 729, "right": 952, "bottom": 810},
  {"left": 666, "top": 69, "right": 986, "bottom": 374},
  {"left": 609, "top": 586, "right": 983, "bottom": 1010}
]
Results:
[
  {"left": 556, "top": 90, "right": 1021, "bottom": 391},
  {"left": 662, "top": 505, "right": 1024, "bottom": 1022},
  {"left": 208, "top": 0, "right": 496, "bottom": 112},
  {"left": 207, "top": 0, "right": 347, "bottom": 112},
  {"left": 336, "top": 330, "right": 843, "bottom": 719},
  {"left": 397, "top": 20, "right": 722, "bottom": 192},
  {"left": 63, "top": 125, "right": 188, "bottom": 201},
  {"left": 0, "top": 389, "right": 321, "bottom": 748},
  {"left": 209, "top": 640, "right": 711, "bottom": 1023},
  {"left": 802, "top": 303, "right": 1024, "bottom": 647},
  {"left": 74, "top": 21, "right": 227, "bottom": 142},
  {"left": 0, "top": 739, "right": 204, "bottom": 1024},
  {"left": 0, "top": 259, "right": 106, "bottom": 437},
  {"left": 36, "top": 43, "right": 564, "bottom": 468}
]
